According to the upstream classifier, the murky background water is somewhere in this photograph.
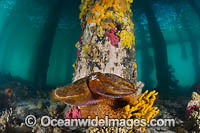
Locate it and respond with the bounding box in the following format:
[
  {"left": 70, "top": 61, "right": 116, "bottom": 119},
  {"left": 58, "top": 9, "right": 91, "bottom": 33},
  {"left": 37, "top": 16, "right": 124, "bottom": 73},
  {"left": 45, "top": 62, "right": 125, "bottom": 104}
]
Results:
[{"left": 0, "top": 0, "right": 199, "bottom": 94}]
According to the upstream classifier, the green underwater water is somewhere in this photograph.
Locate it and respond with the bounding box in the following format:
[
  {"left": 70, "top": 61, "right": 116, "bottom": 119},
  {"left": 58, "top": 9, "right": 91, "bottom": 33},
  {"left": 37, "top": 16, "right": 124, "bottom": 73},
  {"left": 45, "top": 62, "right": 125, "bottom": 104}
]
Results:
[{"left": 0, "top": 0, "right": 199, "bottom": 93}]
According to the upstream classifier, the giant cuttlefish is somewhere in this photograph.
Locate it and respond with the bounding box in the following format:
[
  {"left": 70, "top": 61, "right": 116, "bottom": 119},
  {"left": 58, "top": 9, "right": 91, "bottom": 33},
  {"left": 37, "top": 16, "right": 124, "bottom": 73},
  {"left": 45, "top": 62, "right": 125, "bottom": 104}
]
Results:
[{"left": 51, "top": 72, "right": 137, "bottom": 118}]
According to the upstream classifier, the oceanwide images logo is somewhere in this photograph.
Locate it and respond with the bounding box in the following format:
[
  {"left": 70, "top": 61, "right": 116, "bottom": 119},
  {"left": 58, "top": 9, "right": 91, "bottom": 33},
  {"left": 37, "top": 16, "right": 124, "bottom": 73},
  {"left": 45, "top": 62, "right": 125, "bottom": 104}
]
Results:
[
  {"left": 25, "top": 115, "right": 175, "bottom": 129},
  {"left": 40, "top": 116, "right": 142, "bottom": 129}
]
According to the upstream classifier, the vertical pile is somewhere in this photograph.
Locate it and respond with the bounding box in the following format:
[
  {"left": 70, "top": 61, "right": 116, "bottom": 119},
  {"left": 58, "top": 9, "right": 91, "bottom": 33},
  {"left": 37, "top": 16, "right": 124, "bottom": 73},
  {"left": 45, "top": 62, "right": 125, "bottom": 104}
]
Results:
[
  {"left": 73, "top": 0, "right": 138, "bottom": 86},
  {"left": 52, "top": 0, "right": 160, "bottom": 132}
]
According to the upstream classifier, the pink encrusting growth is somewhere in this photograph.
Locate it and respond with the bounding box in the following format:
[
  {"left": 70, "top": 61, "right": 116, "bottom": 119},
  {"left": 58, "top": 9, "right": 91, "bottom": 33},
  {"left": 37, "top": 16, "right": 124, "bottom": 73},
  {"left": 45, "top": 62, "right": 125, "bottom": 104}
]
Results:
[
  {"left": 76, "top": 36, "right": 83, "bottom": 58},
  {"left": 105, "top": 28, "right": 119, "bottom": 46},
  {"left": 79, "top": 36, "right": 83, "bottom": 44},
  {"left": 65, "top": 106, "right": 82, "bottom": 119},
  {"left": 186, "top": 104, "right": 199, "bottom": 116},
  {"left": 77, "top": 49, "right": 80, "bottom": 58}
]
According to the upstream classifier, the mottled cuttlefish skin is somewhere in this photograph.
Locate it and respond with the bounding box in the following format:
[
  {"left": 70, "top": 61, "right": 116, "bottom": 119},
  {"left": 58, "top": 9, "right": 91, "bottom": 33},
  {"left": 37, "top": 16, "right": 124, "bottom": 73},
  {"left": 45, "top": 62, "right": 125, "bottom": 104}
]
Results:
[
  {"left": 52, "top": 72, "right": 136, "bottom": 106},
  {"left": 88, "top": 72, "right": 136, "bottom": 98}
]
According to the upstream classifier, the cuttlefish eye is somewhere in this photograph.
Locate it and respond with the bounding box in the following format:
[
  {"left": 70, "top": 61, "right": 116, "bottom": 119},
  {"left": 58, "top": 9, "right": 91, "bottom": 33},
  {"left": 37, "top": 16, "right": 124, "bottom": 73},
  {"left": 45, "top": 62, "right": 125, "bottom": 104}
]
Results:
[{"left": 91, "top": 75, "right": 98, "bottom": 80}]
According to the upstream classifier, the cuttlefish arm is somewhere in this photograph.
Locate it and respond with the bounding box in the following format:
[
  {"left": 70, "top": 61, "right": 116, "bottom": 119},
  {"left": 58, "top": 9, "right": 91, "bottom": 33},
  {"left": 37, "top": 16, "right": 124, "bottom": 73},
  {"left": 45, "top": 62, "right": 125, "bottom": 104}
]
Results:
[
  {"left": 51, "top": 77, "right": 95, "bottom": 106},
  {"left": 88, "top": 72, "right": 136, "bottom": 98}
]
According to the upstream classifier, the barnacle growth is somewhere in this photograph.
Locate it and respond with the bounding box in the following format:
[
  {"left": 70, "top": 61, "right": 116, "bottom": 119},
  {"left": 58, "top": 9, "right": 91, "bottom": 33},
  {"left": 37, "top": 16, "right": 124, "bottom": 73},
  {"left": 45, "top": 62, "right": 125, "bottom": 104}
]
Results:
[
  {"left": 78, "top": 0, "right": 135, "bottom": 50},
  {"left": 73, "top": 0, "right": 138, "bottom": 83}
]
